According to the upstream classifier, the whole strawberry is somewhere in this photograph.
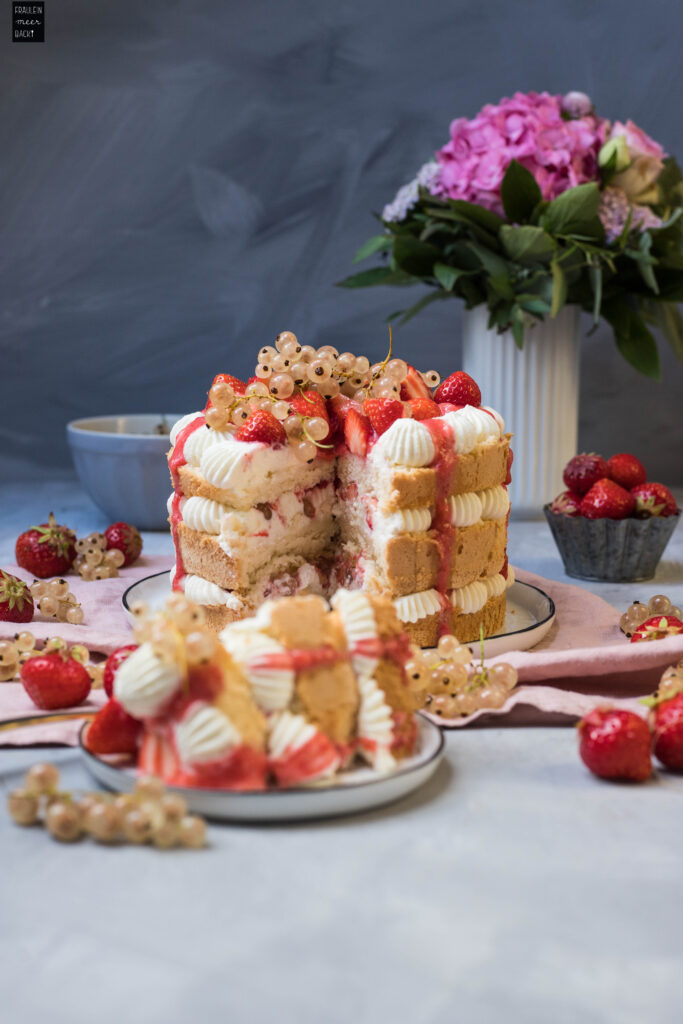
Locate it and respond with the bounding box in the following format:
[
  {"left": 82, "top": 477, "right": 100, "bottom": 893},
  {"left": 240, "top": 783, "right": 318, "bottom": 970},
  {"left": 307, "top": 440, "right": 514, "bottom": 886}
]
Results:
[
  {"left": 236, "top": 409, "right": 287, "bottom": 446},
  {"left": 577, "top": 707, "right": 652, "bottom": 782},
  {"left": 607, "top": 453, "right": 646, "bottom": 490},
  {"left": 104, "top": 522, "right": 143, "bottom": 567},
  {"left": 631, "top": 482, "right": 678, "bottom": 518},
  {"left": 562, "top": 453, "right": 609, "bottom": 495},
  {"left": 0, "top": 570, "right": 34, "bottom": 623},
  {"left": 16, "top": 513, "right": 77, "bottom": 579},
  {"left": 644, "top": 681, "right": 683, "bottom": 771},
  {"left": 103, "top": 644, "right": 138, "bottom": 698},
  {"left": 434, "top": 371, "right": 482, "bottom": 407},
  {"left": 84, "top": 699, "right": 142, "bottom": 755},
  {"left": 21, "top": 651, "right": 92, "bottom": 710},
  {"left": 580, "top": 479, "right": 635, "bottom": 519},
  {"left": 549, "top": 490, "right": 582, "bottom": 516},
  {"left": 363, "top": 398, "right": 404, "bottom": 436}
]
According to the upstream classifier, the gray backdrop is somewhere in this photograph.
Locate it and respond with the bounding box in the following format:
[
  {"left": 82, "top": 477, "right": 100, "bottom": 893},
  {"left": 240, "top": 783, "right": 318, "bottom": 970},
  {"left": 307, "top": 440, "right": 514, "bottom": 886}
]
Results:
[{"left": 1, "top": 0, "right": 682, "bottom": 483}]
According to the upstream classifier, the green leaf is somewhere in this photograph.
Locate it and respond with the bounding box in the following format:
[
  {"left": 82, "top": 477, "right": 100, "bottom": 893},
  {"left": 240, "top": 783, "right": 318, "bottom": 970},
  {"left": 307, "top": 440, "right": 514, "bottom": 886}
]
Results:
[
  {"left": 447, "top": 199, "right": 506, "bottom": 234},
  {"left": 500, "top": 160, "right": 542, "bottom": 224},
  {"left": 542, "top": 183, "right": 601, "bottom": 236},
  {"left": 637, "top": 232, "right": 659, "bottom": 294},
  {"left": 397, "top": 290, "right": 447, "bottom": 325},
  {"left": 336, "top": 267, "right": 414, "bottom": 288},
  {"left": 500, "top": 224, "right": 556, "bottom": 264},
  {"left": 433, "top": 262, "right": 462, "bottom": 291},
  {"left": 466, "top": 241, "right": 510, "bottom": 278},
  {"left": 516, "top": 294, "right": 551, "bottom": 316},
  {"left": 512, "top": 318, "right": 524, "bottom": 349},
  {"left": 603, "top": 299, "right": 661, "bottom": 378},
  {"left": 392, "top": 234, "right": 440, "bottom": 278},
  {"left": 352, "top": 234, "right": 392, "bottom": 264},
  {"left": 488, "top": 275, "right": 515, "bottom": 300},
  {"left": 550, "top": 260, "right": 567, "bottom": 317},
  {"left": 588, "top": 262, "right": 602, "bottom": 325},
  {"left": 641, "top": 299, "right": 683, "bottom": 359}
]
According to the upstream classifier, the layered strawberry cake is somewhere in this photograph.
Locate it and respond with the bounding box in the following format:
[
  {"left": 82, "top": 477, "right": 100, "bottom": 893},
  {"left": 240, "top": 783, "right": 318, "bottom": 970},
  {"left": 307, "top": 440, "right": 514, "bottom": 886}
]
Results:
[
  {"left": 168, "top": 333, "right": 513, "bottom": 646},
  {"left": 99, "top": 590, "right": 422, "bottom": 788}
]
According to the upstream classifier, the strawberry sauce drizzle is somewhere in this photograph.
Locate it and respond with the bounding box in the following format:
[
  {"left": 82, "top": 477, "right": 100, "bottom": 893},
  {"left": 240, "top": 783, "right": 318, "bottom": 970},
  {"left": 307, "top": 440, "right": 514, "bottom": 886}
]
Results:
[
  {"left": 424, "top": 418, "right": 459, "bottom": 637},
  {"left": 168, "top": 415, "right": 205, "bottom": 590}
]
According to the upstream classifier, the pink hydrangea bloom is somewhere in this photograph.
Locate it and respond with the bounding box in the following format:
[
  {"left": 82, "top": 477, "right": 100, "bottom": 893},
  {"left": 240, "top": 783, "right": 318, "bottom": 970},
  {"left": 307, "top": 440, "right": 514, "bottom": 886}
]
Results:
[{"left": 434, "top": 91, "right": 608, "bottom": 215}]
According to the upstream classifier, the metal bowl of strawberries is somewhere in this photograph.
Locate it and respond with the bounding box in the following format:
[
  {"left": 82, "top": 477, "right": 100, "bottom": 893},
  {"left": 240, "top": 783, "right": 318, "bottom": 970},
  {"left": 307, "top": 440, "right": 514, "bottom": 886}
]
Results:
[
  {"left": 544, "top": 452, "right": 680, "bottom": 582},
  {"left": 67, "top": 415, "right": 183, "bottom": 531}
]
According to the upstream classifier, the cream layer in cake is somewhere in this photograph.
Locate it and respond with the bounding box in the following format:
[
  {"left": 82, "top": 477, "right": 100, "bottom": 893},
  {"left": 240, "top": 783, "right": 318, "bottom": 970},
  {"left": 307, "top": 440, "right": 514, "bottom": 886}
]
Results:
[{"left": 168, "top": 402, "right": 512, "bottom": 645}]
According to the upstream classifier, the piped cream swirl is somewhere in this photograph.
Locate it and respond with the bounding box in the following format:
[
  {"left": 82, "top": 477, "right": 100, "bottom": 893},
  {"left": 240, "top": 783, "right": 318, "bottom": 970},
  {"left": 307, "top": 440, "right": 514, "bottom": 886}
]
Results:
[
  {"left": 451, "top": 580, "right": 488, "bottom": 615},
  {"left": 357, "top": 676, "right": 396, "bottom": 773},
  {"left": 219, "top": 627, "right": 295, "bottom": 712},
  {"left": 393, "top": 589, "right": 442, "bottom": 624},
  {"left": 372, "top": 419, "right": 435, "bottom": 467},
  {"left": 174, "top": 703, "right": 241, "bottom": 765},
  {"left": 449, "top": 491, "right": 483, "bottom": 527},
  {"left": 479, "top": 485, "right": 510, "bottom": 520},
  {"left": 113, "top": 643, "right": 182, "bottom": 719},
  {"left": 331, "top": 589, "right": 379, "bottom": 680}
]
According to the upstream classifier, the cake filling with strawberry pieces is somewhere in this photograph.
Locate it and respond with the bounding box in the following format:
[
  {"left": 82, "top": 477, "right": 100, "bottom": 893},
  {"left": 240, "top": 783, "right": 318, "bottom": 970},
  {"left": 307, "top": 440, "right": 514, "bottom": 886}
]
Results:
[{"left": 167, "top": 333, "right": 513, "bottom": 645}]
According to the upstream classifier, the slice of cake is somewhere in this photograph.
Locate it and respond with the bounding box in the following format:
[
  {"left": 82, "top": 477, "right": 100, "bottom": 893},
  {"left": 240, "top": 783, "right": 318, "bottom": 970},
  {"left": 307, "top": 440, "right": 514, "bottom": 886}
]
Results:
[
  {"left": 167, "top": 333, "right": 513, "bottom": 645},
  {"left": 92, "top": 590, "right": 423, "bottom": 789}
]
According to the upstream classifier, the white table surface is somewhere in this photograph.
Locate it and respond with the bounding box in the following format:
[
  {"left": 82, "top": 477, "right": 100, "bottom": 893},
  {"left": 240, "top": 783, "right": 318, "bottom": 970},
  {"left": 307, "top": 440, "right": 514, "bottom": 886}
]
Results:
[{"left": 1, "top": 477, "right": 682, "bottom": 1024}]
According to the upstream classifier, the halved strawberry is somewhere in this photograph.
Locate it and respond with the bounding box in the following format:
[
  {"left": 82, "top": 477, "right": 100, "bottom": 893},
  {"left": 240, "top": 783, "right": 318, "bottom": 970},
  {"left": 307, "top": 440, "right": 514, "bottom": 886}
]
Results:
[
  {"left": 434, "top": 371, "right": 481, "bottom": 406},
  {"left": 290, "top": 389, "right": 328, "bottom": 422},
  {"left": 85, "top": 699, "right": 142, "bottom": 755},
  {"left": 363, "top": 398, "right": 403, "bottom": 436},
  {"left": 408, "top": 398, "right": 440, "bottom": 421},
  {"left": 329, "top": 393, "right": 362, "bottom": 423},
  {"left": 400, "top": 365, "right": 432, "bottom": 401},
  {"left": 344, "top": 408, "right": 372, "bottom": 456},
  {"left": 236, "top": 410, "right": 287, "bottom": 446},
  {"left": 630, "top": 615, "right": 683, "bottom": 643}
]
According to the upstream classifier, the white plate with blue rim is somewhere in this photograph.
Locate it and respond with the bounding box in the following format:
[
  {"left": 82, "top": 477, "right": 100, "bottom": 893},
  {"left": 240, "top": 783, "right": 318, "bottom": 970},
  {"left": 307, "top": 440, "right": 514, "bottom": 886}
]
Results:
[
  {"left": 122, "top": 571, "right": 556, "bottom": 660},
  {"left": 79, "top": 716, "right": 445, "bottom": 823}
]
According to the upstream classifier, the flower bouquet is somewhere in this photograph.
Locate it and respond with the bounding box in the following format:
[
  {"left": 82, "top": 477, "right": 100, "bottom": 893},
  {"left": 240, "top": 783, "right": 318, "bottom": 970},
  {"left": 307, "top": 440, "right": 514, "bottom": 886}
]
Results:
[{"left": 340, "top": 91, "right": 683, "bottom": 378}]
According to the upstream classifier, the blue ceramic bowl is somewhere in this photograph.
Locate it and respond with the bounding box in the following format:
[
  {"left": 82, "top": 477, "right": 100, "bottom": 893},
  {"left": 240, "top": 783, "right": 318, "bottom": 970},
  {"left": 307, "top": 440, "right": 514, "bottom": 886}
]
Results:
[{"left": 67, "top": 415, "right": 183, "bottom": 531}]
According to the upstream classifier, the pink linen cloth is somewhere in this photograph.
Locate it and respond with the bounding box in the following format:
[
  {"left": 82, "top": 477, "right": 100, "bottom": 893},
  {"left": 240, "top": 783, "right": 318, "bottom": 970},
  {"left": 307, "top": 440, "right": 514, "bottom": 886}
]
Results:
[
  {"left": 0, "top": 560, "right": 681, "bottom": 744},
  {"left": 0, "top": 555, "right": 171, "bottom": 747},
  {"left": 0, "top": 555, "right": 172, "bottom": 655}
]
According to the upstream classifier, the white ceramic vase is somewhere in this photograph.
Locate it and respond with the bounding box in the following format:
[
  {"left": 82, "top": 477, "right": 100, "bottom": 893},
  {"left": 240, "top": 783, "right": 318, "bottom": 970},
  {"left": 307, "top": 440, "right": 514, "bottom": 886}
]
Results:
[{"left": 461, "top": 304, "right": 581, "bottom": 518}]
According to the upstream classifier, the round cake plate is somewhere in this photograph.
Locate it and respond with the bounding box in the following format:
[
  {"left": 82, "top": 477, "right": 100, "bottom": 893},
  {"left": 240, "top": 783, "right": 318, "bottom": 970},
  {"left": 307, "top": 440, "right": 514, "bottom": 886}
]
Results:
[
  {"left": 122, "top": 571, "right": 556, "bottom": 658},
  {"left": 79, "top": 717, "right": 444, "bottom": 823}
]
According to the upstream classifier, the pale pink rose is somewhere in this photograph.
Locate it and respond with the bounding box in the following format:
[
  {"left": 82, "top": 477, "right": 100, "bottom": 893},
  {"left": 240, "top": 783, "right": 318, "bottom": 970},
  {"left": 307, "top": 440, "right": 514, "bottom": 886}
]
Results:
[
  {"left": 610, "top": 120, "right": 665, "bottom": 162},
  {"left": 609, "top": 119, "right": 666, "bottom": 202}
]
